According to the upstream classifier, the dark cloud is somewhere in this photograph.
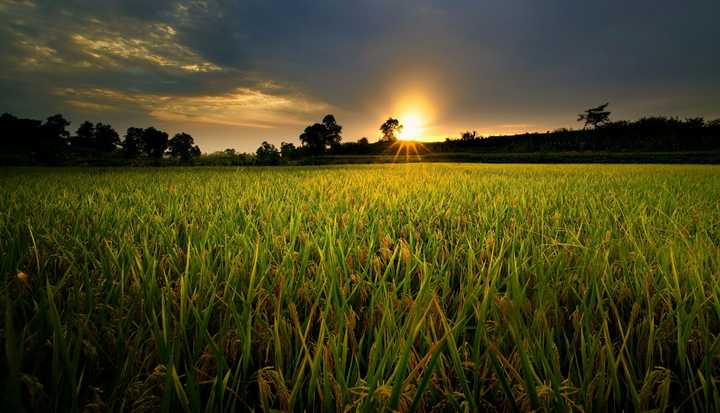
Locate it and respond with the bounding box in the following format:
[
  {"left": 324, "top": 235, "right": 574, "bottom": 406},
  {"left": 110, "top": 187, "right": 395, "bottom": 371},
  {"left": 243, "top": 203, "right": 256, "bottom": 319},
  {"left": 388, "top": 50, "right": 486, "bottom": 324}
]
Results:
[{"left": 1, "top": 0, "right": 718, "bottom": 152}]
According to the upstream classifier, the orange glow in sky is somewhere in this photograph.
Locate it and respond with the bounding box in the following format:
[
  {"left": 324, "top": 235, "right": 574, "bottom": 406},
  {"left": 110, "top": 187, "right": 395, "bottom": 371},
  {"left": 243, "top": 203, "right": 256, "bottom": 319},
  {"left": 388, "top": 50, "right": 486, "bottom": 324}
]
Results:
[
  {"left": 391, "top": 92, "right": 435, "bottom": 141},
  {"left": 397, "top": 112, "right": 424, "bottom": 140}
]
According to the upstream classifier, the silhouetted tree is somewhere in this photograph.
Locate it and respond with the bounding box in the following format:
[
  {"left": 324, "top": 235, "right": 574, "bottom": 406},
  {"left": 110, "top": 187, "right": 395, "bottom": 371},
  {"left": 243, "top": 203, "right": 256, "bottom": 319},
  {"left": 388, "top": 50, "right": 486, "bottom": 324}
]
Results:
[
  {"left": 36, "top": 114, "right": 70, "bottom": 163},
  {"left": 461, "top": 130, "right": 477, "bottom": 141},
  {"left": 685, "top": 117, "right": 705, "bottom": 128},
  {"left": 42, "top": 114, "right": 71, "bottom": 140},
  {"left": 141, "top": 127, "right": 169, "bottom": 158},
  {"left": 299, "top": 114, "right": 343, "bottom": 155},
  {"left": 123, "top": 127, "right": 144, "bottom": 158},
  {"left": 256, "top": 141, "right": 280, "bottom": 165},
  {"left": 0, "top": 113, "right": 41, "bottom": 164},
  {"left": 2, "top": 109, "right": 719, "bottom": 165},
  {"left": 322, "top": 114, "right": 342, "bottom": 148},
  {"left": 380, "top": 118, "right": 402, "bottom": 142},
  {"left": 280, "top": 141, "right": 299, "bottom": 160},
  {"left": 71, "top": 122, "right": 119, "bottom": 156},
  {"left": 299, "top": 123, "right": 327, "bottom": 155},
  {"left": 72, "top": 121, "right": 95, "bottom": 152},
  {"left": 578, "top": 103, "right": 611, "bottom": 129},
  {"left": 168, "top": 132, "right": 200, "bottom": 162},
  {"left": 94, "top": 123, "right": 120, "bottom": 153}
]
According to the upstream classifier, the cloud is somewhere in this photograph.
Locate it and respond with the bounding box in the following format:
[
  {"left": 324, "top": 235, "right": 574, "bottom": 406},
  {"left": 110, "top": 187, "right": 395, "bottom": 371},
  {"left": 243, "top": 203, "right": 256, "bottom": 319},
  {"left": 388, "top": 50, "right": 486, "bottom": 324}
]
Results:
[
  {"left": 0, "top": 0, "right": 334, "bottom": 144},
  {"left": 69, "top": 23, "right": 221, "bottom": 73},
  {"left": 55, "top": 86, "right": 330, "bottom": 128},
  {"left": 0, "top": 0, "right": 719, "bottom": 152}
]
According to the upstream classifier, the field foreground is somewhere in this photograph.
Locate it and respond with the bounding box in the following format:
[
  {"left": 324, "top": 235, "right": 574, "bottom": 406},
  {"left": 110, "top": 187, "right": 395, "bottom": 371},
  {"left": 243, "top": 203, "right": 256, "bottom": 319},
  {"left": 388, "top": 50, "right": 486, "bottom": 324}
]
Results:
[{"left": 1, "top": 164, "right": 720, "bottom": 412}]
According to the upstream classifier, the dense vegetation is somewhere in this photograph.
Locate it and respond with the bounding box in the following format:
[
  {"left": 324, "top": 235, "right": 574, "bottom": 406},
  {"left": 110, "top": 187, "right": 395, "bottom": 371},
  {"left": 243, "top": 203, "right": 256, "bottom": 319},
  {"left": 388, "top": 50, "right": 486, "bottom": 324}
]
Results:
[
  {"left": 0, "top": 113, "right": 200, "bottom": 166},
  {"left": 167, "top": 115, "right": 720, "bottom": 165},
  {"left": 2, "top": 109, "right": 719, "bottom": 166},
  {"left": 428, "top": 117, "right": 720, "bottom": 154},
  {"left": 2, "top": 164, "right": 719, "bottom": 411}
]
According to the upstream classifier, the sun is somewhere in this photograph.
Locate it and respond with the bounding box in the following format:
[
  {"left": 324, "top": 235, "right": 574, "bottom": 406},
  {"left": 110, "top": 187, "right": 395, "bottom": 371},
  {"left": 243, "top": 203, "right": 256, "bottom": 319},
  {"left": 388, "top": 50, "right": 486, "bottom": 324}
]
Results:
[{"left": 398, "top": 112, "right": 424, "bottom": 140}]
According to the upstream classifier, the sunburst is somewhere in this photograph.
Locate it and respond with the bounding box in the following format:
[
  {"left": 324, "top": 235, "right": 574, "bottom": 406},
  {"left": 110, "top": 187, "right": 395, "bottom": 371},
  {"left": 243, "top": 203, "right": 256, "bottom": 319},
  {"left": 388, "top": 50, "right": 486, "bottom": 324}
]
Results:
[{"left": 391, "top": 139, "right": 429, "bottom": 162}]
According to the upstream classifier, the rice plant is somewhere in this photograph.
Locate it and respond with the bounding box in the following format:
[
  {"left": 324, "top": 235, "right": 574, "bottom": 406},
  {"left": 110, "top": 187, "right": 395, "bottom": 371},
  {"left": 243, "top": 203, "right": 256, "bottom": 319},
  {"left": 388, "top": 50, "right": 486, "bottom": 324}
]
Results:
[{"left": 1, "top": 164, "right": 719, "bottom": 412}]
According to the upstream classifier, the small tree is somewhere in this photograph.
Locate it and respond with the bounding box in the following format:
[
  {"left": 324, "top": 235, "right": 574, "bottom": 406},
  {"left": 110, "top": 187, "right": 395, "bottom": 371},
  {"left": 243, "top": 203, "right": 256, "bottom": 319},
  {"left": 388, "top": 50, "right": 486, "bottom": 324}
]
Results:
[
  {"left": 684, "top": 117, "right": 705, "bottom": 128},
  {"left": 256, "top": 141, "right": 280, "bottom": 165},
  {"left": 578, "top": 103, "right": 611, "bottom": 129},
  {"left": 461, "top": 130, "right": 477, "bottom": 141},
  {"left": 190, "top": 145, "right": 201, "bottom": 158},
  {"left": 280, "top": 141, "right": 299, "bottom": 160},
  {"left": 380, "top": 118, "right": 402, "bottom": 142}
]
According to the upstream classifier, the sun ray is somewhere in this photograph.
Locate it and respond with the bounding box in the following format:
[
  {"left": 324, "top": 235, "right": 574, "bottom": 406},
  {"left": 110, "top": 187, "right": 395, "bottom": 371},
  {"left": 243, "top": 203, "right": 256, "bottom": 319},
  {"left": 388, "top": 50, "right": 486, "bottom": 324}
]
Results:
[
  {"left": 390, "top": 139, "right": 426, "bottom": 163},
  {"left": 392, "top": 141, "right": 404, "bottom": 162},
  {"left": 411, "top": 142, "right": 421, "bottom": 161}
]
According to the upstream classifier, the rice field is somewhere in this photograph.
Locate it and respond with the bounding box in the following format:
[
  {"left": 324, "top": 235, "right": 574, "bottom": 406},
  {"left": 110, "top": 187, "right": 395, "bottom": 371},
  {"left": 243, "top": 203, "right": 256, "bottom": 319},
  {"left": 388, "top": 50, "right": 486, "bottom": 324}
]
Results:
[{"left": 1, "top": 163, "right": 720, "bottom": 412}]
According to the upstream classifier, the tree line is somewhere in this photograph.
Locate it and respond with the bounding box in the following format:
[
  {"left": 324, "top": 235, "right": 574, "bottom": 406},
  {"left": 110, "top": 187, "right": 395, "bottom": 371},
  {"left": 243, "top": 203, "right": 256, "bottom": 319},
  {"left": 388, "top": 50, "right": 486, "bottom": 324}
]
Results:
[
  {"left": 0, "top": 113, "right": 200, "bottom": 165},
  {"left": 435, "top": 116, "right": 720, "bottom": 154},
  {"left": 229, "top": 115, "right": 404, "bottom": 165},
  {"left": 2, "top": 104, "right": 719, "bottom": 166},
  {"left": 238, "top": 104, "right": 719, "bottom": 165}
]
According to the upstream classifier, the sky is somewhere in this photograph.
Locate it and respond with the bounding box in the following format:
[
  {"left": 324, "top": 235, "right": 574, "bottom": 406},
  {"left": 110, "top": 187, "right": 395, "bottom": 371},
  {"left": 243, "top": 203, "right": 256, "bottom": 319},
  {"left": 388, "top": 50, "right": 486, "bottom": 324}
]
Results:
[{"left": 1, "top": 0, "right": 719, "bottom": 153}]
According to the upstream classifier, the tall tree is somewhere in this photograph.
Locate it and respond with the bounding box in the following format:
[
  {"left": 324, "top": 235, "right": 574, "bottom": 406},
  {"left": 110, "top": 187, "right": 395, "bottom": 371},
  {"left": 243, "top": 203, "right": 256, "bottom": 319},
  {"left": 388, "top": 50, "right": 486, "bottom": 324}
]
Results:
[
  {"left": 380, "top": 118, "right": 402, "bottom": 142},
  {"left": 322, "top": 114, "right": 342, "bottom": 147},
  {"left": 578, "top": 103, "right": 611, "bottom": 129},
  {"left": 123, "top": 127, "right": 144, "bottom": 158},
  {"left": 141, "top": 127, "right": 169, "bottom": 158}
]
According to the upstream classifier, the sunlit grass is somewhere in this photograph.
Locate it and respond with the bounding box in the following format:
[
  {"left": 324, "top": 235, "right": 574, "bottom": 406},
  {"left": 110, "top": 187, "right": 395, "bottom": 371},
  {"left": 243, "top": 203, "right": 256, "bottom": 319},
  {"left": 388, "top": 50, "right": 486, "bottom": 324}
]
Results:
[{"left": 1, "top": 164, "right": 719, "bottom": 411}]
